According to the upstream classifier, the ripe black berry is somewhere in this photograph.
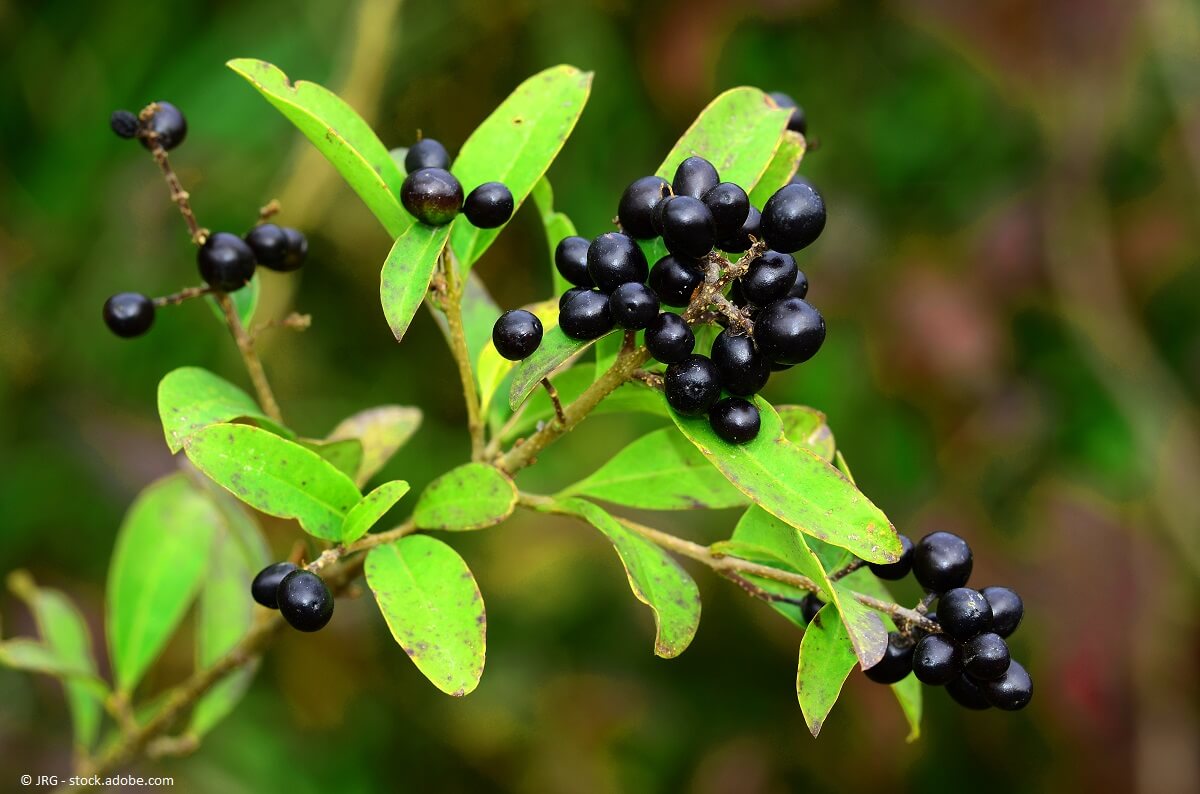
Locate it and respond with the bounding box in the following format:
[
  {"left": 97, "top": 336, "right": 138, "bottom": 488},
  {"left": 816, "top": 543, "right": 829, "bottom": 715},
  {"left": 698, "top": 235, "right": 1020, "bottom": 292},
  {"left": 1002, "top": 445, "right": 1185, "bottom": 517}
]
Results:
[
  {"left": 463, "top": 182, "right": 514, "bottom": 228},
  {"left": 702, "top": 182, "right": 750, "bottom": 242},
  {"left": 198, "top": 232, "right": 256, "bottom": 292},
  {"left": 586, "top": 232, "right": 648, "bottom": 293},
  {"left": 110, "top": 110, "right": 139, "bottom": 139},
  {"left": 277, "top": 569, "right": 334, "bottom": 632},
  {"left": 245, "top": 223, "right": 289, "bottom": 269},
  {"left": 946, "top": 673, "right": 991, "bottom": 710},
  {"left": 937, "top": 588, "right": 993, "bottom": 640},
  {"left": 559, "top": 289, "right": 614, "bottom": 340},
  {"left": 102, "top": 292, "right": 155, "bottom": 338},
  {"left": 982, "top": 586, "right": 1024, "bottom": 638},
  {"left": 664, "top": 354, "right": 722, "bottom": 416},
  {"left": 401, "top": 167, "right": 463, "bottom": 226},
  {"left": 648, "top": 255, "right": 703, "bottom": 307},
  {"left": 645, "top": 312, "right": 695, "bottom": 364},
  {"left": 768, "top": 91, "right": 807, "bottom": 135},
  {"left": 912, "top": 633, "right": 959, "bottom": 685},
  {"left": 868, "top": 534, "right": 914, "bottom": 580},
  {"left": 912, "top": 531, "right": 973, "bottom": 593},
  {"left": 753, "top": 297, "right": 825, "bottom": 366},
  {"left": 660, "top": 196, "right": 717, "bottom": 259},
  {"left": 864, "top": 632, "right": 914, "bottom": 684},
  {"left": 618, "top": 175, "right": 669, "bottom": 239},
  {"left": 559, "top": 286, "right": 586, "bottom": 310},
  {"left": 492, "top": 309, "right": 543, "bottom": 360},
  {"left": 711, "top": 330, "right": 770, "bottom": 396},
  {"left": 740, "top": 250, "right": 798, "bottom": 306},
  {"left": 609, "top": 282, "right": 660, "bottom": 330},
  {"left": 554, "top": 236, "right": 593, "bottom": 288},
  {"left": 787, "top": 269, "right": 809, "bottom": 300},
  {"left": 719, "top": 205, "right": 761, "bottom": 252},
  {"left": 800, "top": 593, "right": 823, "bottom": 623},
  {"left": 672, "top": 156, "right": 720, "bottom": 199},
  {"left": 961, "top": 632, "right": 1011, "bottom": 681},
  {"left": 761, "top": 182, "right": 826, "bottom": 253},
  {"left": 404, "top": 138, "right": 451, "bottom": 173},
  {"left": 251, "top": 562, "right": 299, "bottom": 609},
  {"left": 708, "top": 397, "right": 761, "bottom": 445},
  {"left": 277, "top": 227, "right": 308, "bottom": 272},
  {"left": 139, "top": 101, "right": 187, "bottom": 150},
  {"left": 981, "top": 659, "right": 1033, "bottom": 711}
]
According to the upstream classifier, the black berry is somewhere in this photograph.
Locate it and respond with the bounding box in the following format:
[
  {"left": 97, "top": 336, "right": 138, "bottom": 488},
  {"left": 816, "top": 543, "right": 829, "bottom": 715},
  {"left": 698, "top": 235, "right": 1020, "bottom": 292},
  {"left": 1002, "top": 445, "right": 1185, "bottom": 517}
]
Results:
[
  {"left": 559, "top": 286, "right": 587, "bottom": 310},
  {"left": 768, "top": 91, "right": 807, "bottom": 135},
  {"left": 110, "top": 110, "right": 139, "bottom": 139},
  {"left": 946, "top": 673, "right": 992, "bottom": 710},
  {"left": 787, "top": 270, "right": 809, "bottom": 300},
  {"left": 982, "top": 586, "right": 1024, "bottom": 638},
  {"left": 708, "top": 397, "right": 761, "bottom": 445},
  {"left": 753, "top": 297, "right": 825, "bottom": 365},
  {"left": 702, "top": 182, "right": 750, "bottom": 242},
  {"left": 864, "top": 632, "right": 914, "bottom": 684},
  {"left": 672, "top": 156, "right": 720, "bottom": 199},
  {"left": 463, "top": 182, "right": 514, "bottom": 228},
  {"left": 645, "top": 312, "right": 695, "bottom": 364},
  {"left": 198, "top": 232, "right": 256, "bottom": 292},
  {"left": 586, "top": 232, "right": 648, "bottom": 293},
  {"left": 740, "top": 250, "right": 799, "bottom": 306},
  {"left": 492, "top": 309, "right": 543, "bottom": 360},
  {"left": 868, "top": 534, "right": 914, "bottom": 580},
  {"left": 961, "top": 632, "right": 1011, "bottom": 681},
  {"left": 719, "top": 205, "right": 761, "bottom": 252},
  {"left": 102, "top": 293, "right": 155, "bottom": 338},
  {"left": 660, "top": 196, "right": 717, "bottom": 259},
  {"left": 277, "top": 569, "right": 334, "bottom": 632},
  {"left": 912, "top": 633, "right": 959, "bottom": 685},
  {"left": 554, "top": 236, "right": 593, "bottom": 288},
  {"left": 937, "top": 588, "right": 993, "bottom": 641},
  {"left": 648, "top": 255, "right": 703, "bottom": 307},
  {"left": 664, "top": 354, "right": 722, "bottom": 416},
  {"left": 404, "top": 138, "right": 451, "bottom": 173},
  {"left": 250, "top": 562, "right": 299, "bottom": 609},
  {"left": 618, "top": 175, "right": 669, "bottom": 239},
  {"left": 761, "top": 182, "right": 826, "bottom": 253},
  {"left": 800, "top": 593, "right": 823, "bottom": 623},
  {"left": 609, "top": 282, "right": 660, "bottom": 330},
  {"left": 277, "top": 227, "right": 308, "bottom": 272},
  {"left": 401, "top": 167, "right": 463, "bottom": 226},
  {"left": 912, "top": 531, "right": 973, "bottom": 593},
  {"left": 245, "top": 223, "right": 289, "bottom": 269},
  {"left": 711, "top": 330, "right": 770, "bottom": 396},
  {"left": 139, "top": 101, "right": 187, "bottom": 150},
  {"left": 559, "top": 289, "right": 614, "bottom": 340},
  {"left": 981, "top": 660, "right": 1033, "bottom": 711}
]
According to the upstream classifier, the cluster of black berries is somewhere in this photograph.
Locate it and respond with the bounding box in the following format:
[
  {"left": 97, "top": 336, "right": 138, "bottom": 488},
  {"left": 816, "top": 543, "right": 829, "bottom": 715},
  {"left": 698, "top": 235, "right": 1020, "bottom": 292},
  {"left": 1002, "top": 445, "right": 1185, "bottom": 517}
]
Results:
[
  {"left": 398, "top": 137, "right": 515, "bottom": 229},
  {"left": 103, "top": 102, "right": 308, "bottom": 339},
  {"left": 250, "top": 562, "right": 334, "bottom": 632}
]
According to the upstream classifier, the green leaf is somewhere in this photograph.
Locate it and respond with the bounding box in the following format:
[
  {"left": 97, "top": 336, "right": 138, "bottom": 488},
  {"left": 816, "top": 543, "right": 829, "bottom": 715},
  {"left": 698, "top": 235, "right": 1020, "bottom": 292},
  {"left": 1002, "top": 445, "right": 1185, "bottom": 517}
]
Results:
[
  {"left": 835, "top": 449, "right": 857, "bottom": 485},
  {"left": 509, "top": 324, "right": 621, "bottom": 410},
  {"left": 530, "top": 177, "right": 577, "bottom": 295},
  {"left": 0, "top": 639, "right": 108, "bottom": 694},
  {"left": 298, "top": 438, "right": 364, "bottom": 481},
  {"left": 204, "top": 271, "right": 260, "bottom": 329},
  {"left": 342, "top": 480, "right": 411, "bottom": 543},
  {"left": 549, "top": 499, "right": 700, "bottom": 658},
  {"left": 796, "top": 603, "right": 858, "bottom": 737},
  {"left": 749, "top": 130, "right": 807, "bottom": 208},
  {"left": 477, "top": 300, "right": 558, "bottom": 417},
  {"left": 380, "top": 222, "right": 453, "bottom": 342},
  {"left": 184, "top": 424, "right": 362, "bottom": 541},
  {"left": 562, "top": 428, "right": 745, "bottom": 510},
  {"left": 499, "top": 369, "right": 667, "bottom": 442},
  {"left": 106, "top": 475, "right": 219, "bottom": 694},
  {"left": 228, "top": 58, "right": 409, "bottom": 237},
  {"left": 669, "top": 396, "right": 901, "bottom": 564},
  {"left": 327, "top": 405, "right": 423, "bottom": 487},
  {"left": 778, "top": 405, "right": 835, "bottom": 462},
  {"left": 158, "top": 366, "right": 291, "bottom": 454},
  {"left": 413, "top": 462, "right": 516, "bottom": 531},
  {"left": 364, "top": 535, "right": 486, "bottom": 696},
  {"left": 449, "top": 65, "right": 593, "bottom": 270}
]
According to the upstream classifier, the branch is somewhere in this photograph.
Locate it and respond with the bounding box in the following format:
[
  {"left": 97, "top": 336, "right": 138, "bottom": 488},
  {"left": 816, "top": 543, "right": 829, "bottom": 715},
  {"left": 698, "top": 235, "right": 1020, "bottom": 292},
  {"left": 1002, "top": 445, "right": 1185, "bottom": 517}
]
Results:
[
  {"left": 540, "top": 378, "right": 567, "bottom": 425},
  {"left": 217, "top": 293, "right": 284, "bottom": 425},
  {"left": 439, "top": 254, "right": 486, "bottom": 461}
]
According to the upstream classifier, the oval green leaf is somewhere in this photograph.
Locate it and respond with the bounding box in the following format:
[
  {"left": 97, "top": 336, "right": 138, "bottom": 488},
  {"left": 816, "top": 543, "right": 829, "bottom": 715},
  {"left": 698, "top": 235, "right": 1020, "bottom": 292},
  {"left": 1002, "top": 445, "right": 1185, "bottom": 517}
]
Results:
[
  {"left": 298, "top": 437, "right": 364, "bottom": 480},
  {"left": 749, "top": 130, "right": 807, "bottom": 208},
  {"left": 381, "top": 222, "right": 453, "bottom": 342},
  {"left": 342, "top": 480, "right": 411, "bottom": 543},
  {"left": 530, "top": 176, "right": 578, "bottom": 295},
  {"left": 778, "top": 405, "right": 835, "bottom": 462},
  {"left": 413, "top": 462, "right": 516, "bottom": 531},
  {"left": 327, "top": 405, "right": 422, "bottom": 487},
  {"left": 158, "top": 366, "right": 292, "bottom": 454},
  {"left": 796, "top": 603, "right": 858, "bottom": 737}
]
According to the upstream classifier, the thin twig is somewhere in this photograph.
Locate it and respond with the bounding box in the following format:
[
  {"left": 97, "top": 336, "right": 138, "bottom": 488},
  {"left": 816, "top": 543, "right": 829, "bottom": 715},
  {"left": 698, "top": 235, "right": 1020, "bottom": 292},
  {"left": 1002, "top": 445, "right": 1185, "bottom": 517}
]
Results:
[
  {"left": 540, "top": 378, "right": 567, "bottom": 425},
  {"left": 629, "top": 369, "right": 664, "bottom": 390},
  {"left": 829, "top": 558, "right": 867, "bottom": 582},
  {"left": 216, "top": 294, "right": 283, "bottom": 424},
  {"left": 722, "top": 571, "right": 808, "bottom": 607},
  {"left": 257, "top": 199, "right": 282, "bottom": 222},
  {"left": 439, "top": 253, "right": 486, "bottom": 461},
  {"left": 140, "top": 119, "right": 207, "bottom": 245},
  {"left": 152, "top": 285, "right": 215, "bottom": 307}
]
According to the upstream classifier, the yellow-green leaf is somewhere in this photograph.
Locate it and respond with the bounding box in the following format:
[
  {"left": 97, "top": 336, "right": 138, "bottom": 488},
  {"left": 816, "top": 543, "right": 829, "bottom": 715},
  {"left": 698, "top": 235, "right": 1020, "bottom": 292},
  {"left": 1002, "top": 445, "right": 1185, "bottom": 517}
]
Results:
[
  {"left": 380, "top": 222, "right": 452, "bottom": 342},
  {"left": 327, "top": 405, "right": 423, "bottom": 487},
  {"left": 342, "top": 480, "right": 410, "bottom": 543},
  {"left": 413, "top": 463, "right": 516, "bottom": 531}
]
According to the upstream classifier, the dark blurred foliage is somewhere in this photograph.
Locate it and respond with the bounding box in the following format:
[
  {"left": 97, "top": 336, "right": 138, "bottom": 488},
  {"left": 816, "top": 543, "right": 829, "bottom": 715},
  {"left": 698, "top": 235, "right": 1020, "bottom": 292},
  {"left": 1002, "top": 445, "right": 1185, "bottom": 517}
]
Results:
[{"left": 2, "top": 0, "right": 1199, "bottom": 791}]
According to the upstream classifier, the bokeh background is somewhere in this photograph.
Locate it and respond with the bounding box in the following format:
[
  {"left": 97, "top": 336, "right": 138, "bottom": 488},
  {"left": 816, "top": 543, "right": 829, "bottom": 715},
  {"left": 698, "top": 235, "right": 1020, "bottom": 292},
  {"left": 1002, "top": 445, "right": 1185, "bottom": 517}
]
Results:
[{"left": 2, "top": 0, "right": 1199, "bottom": 791}]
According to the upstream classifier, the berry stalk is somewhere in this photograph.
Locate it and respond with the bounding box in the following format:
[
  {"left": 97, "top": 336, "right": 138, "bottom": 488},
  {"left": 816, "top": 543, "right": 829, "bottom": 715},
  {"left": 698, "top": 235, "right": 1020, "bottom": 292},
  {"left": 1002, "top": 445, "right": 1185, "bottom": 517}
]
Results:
[{"left": 438, "top": 251, "right": 487, "bottom": 460}]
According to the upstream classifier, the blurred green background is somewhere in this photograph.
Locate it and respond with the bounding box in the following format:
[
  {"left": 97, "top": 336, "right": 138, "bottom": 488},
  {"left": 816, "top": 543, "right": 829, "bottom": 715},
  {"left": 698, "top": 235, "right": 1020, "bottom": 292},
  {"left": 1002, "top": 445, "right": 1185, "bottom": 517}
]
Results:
[{"left": 2, "top": 0, "right": 1199, "bottom": 791}]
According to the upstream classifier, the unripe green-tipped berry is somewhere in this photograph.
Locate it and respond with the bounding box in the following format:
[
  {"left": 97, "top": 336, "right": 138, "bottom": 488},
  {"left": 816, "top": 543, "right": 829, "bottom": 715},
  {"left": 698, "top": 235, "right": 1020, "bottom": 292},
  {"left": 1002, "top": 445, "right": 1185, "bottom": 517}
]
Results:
[{"left": 401, "top": 167, "right": 463, "bottom": 226}]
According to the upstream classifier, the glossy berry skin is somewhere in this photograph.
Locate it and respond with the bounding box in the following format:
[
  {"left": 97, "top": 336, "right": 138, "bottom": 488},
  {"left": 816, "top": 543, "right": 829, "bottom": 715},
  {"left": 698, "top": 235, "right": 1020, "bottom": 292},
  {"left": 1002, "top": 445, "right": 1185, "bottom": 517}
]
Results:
[
  {"left": 709, "top": 397, "right": 761, "bottom": 445},
  {"left": 277, "top": 570, "right": 334, "bottom": 632},
  {"left": 404, "top": 138, "right": 451, "bottom": 173},
  {"left": 554, "top": 236, "right": 593, "bottom": 287},
  {"left": 587, "top": 232, "right": 648, "bottom": 293},
  {"left": 913, "top": 531, "right": 973, "bottom": 593},
  {"left": 754, "top": 297, "right": 826, "bottom": 366},
  {"left": 492, "top": 309, "right": 543, "bottom": 360},
  {"left": 463, "top": 182, "right": 514, "bottom": 228},
  {"left": 645, "top": 312, "right": 695, "bottom": 364},
  {"left": 711, "top": 330, "right": 770, "bottom": 396},
  {"left": 103, "top": 293, "right": 155, "bottom": 338},
  {"left": 787, "top": 270, "right": 809, "bottom": 300},
  {"left": 868, "top": 534, "right": 914, "bottom": 580},
  {"left": 664, "top": 354, "right": 722, "bottom": 416},
  {"left": 800, "top": 593, "right": 823, "bottom": 623},
  {"left": 947, "top": 673, "right": 992, "bottom": 710},
  {"left": 618, "top": 175, "right": 669, "bottom": 238},
  {"left": 609, "top": 282, "right": 660, "bottom": 330},
  {"left": 740, "top": 250, "right": 798, "bottom": 306},
  {"left": 139, "top": 101, "right": 186, "bottom": 150},
  {"left": 672, "top": 155, "right": 720, "bottom": 199},
  {"left": 761, "top": 182, "right": 826, "bottom": 253},
  {"left": 110, "top": 110, "right": 139, "bottom": 139},
  {"left": 401, "top": 167, "right": 463, "bottom": 226},
  {"left": 648, "top": 255, "right": 702, "bottom": 307},
  {"left": 559, "top": 287, "right": 586, "bottom": 310},
  {"left": 912, "top": 633, "right": 959, "bottom": 685},
  {"left": 660, "top": 196, "right": 717, "bottom": 259},
  {"left": 961, "top": 632, "right": 1011, "bottom": 681},
  {"left": 251, "top": 562, "right": 299, "bottom": 609},
  {"left": 198, "top": 232, "right": 256, "bottom": 292},
  {"left": 719, "top": 205, "right": 761, "bottom": 252},
  {"left": 982, "top": 660, "right": 1033, "bottom": 711},
  {"left": 559, "top": 290, "right": 613, "bottom": 340},
  {"left": 277, "top": 227, "right": 308, "bottom": 272},
  {"left": 245, "top": 223, "right": 289, "bottom": 269},
  {"left": 703, "top": 182, "right": 750, "bottom": 241},
  {"left": 938, "top": 588, "right": 993, "bottom": 641},
  {"left": 982, "top": 586, "right": 1024, "bottom": 638},
  {"left": 768, "top": 91, "right": 807, "bottom": 135},
  {"left": 864, "top": 632, "right": 914, "bottom": 684}
]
